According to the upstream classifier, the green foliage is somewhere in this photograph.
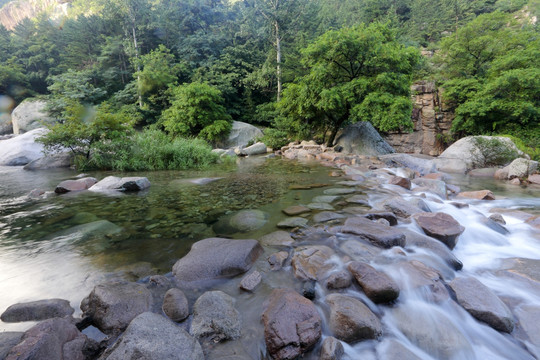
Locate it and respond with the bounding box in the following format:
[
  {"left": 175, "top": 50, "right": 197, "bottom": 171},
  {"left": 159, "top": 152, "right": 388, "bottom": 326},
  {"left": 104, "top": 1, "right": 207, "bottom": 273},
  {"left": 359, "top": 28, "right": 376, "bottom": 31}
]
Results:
[
  {"left": 160, "top": 82, "right": 232, "bottom": 142},
  {"left": 473, "top": 136, "right": 521, "bottom": 166},
  {"left": 279, "top": 23, "right": 420, "bottom": 145},
  {"left": 107, "top": 129, "right": 220, "bottom": 171}
]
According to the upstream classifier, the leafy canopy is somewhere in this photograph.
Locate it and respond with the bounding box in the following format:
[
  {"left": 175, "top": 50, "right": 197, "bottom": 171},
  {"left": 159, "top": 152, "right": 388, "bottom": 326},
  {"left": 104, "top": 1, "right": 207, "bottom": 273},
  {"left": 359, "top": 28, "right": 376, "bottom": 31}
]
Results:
[{"left": 279, "top": 22, "right": 420, "bottom": 145}]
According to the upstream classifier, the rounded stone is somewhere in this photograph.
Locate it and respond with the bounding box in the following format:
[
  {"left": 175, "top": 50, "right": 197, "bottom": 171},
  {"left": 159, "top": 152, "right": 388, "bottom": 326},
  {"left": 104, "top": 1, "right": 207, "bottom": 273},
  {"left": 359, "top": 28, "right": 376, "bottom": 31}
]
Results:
[{"left": 162, "top": 288, "right": 189, "bottom": 322}]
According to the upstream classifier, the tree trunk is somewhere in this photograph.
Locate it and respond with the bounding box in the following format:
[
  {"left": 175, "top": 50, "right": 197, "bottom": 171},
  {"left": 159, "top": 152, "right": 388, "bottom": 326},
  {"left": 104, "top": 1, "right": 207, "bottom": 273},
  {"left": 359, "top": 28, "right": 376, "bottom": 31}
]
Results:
[
  {"left": 275, "top": 19, "right": 282, "bottom": 102},
  {"left": 132, "top": 25, "right": 143, "bottom": 109}
]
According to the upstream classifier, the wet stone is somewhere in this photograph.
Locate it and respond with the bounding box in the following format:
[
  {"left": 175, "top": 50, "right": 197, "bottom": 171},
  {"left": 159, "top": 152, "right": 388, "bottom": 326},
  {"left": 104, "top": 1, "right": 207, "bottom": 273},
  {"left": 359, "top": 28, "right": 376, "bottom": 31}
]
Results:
[
  {"left": 291, "top": 245, "right": 336, "bottom": 281},
  {"left": 389, "top": 176, "right": 411, "bottom": 190},
  {"left": 259, "top": 231, "right": 294, "bottom": 247},
  {"left": 307, "top": 202, "right": 335, "bottom": 211},
  {"left": 1, "top": 299, "right": 74, "bottom": 323},
  {"left": 303, "top": 280, "right": 317, "bottom": 300},
  {"left": 488, "top": 213, "right": 506, "bottom": 225},
  {"left": 162, "top": 288, "right": 189, "bottom": 322},
  {"left": 190, "top": 291, "right": 241, "bottom": 342},
  {"left": 312, "top": 195, "right": 341, "bottom": 203},
  {"left": 325, "top": 270, "right": 352, "bottom": 290},
  {"left": 282, "top": 205, "right": 311, "bottom": 216},
  {"left": 268, "top": 251, "right": 289, "bottom": 270},
  {"left": 240, "top": 270, "right": 262, "bottom": 292},
  {"left": 323, "top": 188, "right": 356, "bottom": 195},
  {"left": 313, "top": 211, "right": 346, "bottom": 223},
  {"left": 320, "top": 336, "right": 344, "bottom": 360},
  {"left": 345, "top": 195, "right": 369, "bottom": 205},
  {"left": 413, "top": 212, "right": 465, "bottom": 250},
  {"left": 457, "top": 190, "right": 495, "bottom": 200},
  {"left": 277, "top": 217, "right": 308, "bottom": 228},
  {"left": 364, "top": 212, "right": 398, "bottom": 226},
  {"left": 348, "top": 262, "right": 400, "bottom": 303},
  {"left": 342, "top": 216, "right": 406, "bottom": 248}
]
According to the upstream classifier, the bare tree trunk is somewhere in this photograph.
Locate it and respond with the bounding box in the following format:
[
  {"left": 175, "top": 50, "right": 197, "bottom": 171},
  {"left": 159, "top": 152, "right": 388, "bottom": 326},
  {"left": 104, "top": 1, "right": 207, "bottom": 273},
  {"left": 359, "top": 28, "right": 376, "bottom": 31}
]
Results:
[
  {"left": 132, "top": 25, "right": 143, "bottom": 109},
  {"left": 275, "top": 20, "right": 282, "bottom": 102}
]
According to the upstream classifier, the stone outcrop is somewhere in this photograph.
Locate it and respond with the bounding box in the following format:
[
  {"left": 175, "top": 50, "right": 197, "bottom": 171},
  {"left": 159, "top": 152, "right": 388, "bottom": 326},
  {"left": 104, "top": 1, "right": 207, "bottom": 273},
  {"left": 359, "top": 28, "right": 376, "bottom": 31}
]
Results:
[
  {"left": 0, "top": 128, "right": 46, "bottom": 166},
  {"left": 262, "top": 289, "right": 322, "bottom": 360},
  {"left": 216, "top": 121, "right": 263, "bottom": 149},
  {"left": 333, "top": 121, "right": 395, "bottom": 156},
  {"left": 384, "top": 81, "right": 453, "bottom": 156},
  {"left": 11, "top": 99, "right": 56, "bottom": 134}
]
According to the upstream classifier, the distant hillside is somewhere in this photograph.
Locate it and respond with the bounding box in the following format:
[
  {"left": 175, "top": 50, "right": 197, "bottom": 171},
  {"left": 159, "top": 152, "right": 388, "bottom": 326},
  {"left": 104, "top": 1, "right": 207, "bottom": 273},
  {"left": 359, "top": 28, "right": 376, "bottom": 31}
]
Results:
[{"left": 0, "top": 0, "right": 70, "bottom": 30}]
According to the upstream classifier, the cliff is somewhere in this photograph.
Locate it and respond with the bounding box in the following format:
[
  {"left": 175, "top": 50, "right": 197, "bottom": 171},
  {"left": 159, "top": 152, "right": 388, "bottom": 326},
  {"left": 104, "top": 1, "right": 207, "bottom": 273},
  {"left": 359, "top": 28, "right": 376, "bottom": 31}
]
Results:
[{"left": 0, "top": 0, "right": 70, "bottom": 30}]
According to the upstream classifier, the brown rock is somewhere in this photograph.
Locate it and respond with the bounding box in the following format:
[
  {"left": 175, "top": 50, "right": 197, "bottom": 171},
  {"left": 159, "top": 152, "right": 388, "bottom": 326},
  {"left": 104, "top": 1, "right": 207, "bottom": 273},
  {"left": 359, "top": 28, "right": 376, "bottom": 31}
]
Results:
[
  {"left": 488, "top": 213, "right": 506, "bottom": 225},
  {"left": 259, "top": 231, "right": 294, "bottom": 247},
  {"left": 291, "top": 246, "right": 335, "bottom": 281},
  {"left": 389, "top": 260, "right": 449, "bottom": 302},
  {"left": 509, "top": 178, "right": 521, "bottom": 185},
  {"left": 457, "top": 190, "right": 495, "bottom": 200},
  {"left": 364, "top": 212, "right": 398, "bottom": 226},
  {"left": 528, "top": 174, "right": 540, "bottom": 185},
  {"left": 325, "top": 294, "right": 382, "bottom": 343},
  {"left": 389, "top": 176, "right": 411, "bottom": 190},
  {"left": 413, "top": 212, "right": 465, "bottom": 249},
  {"left": 282, "top": 205, "right": 311, "bottom": 216},
  {"left": 325, "top": 271, "right": 352, "bottom": 290},
  {"left": 348, "top": 262, "right": 399, "bottom": 303},
  {"left": 54, "top": 177, "right": 97, "bottom": 194},
  {"left": 268, "top": 251, "right": 289, "bottom": 270},
  {"left": 423, "top": 173, "right": 445, "bottom": 180},
  {"left": 320, "top": 336, "right": 344, "bottom": 360},
  {"left": 342, "top": 216, "right": 406, "bottom": 248},
  {"left": 162, "top": 288, "right": 189, "bottom": 322},
  {"left": 262, "top": 289, "right": 322, "bottom": 360},
  {"left": 525, "top": 215, "right": 540, "bottom": 229},
  {"left": 239, "top": 270, "right": 262, "bottom": 291},
  {"left": 494, "top": 168, "right": 509, "bottom": 180}
]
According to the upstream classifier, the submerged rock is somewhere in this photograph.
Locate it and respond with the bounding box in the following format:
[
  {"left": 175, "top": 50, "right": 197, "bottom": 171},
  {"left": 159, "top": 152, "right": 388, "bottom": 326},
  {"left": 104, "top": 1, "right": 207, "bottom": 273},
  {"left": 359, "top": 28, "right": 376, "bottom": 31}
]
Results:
[
  {"left": 277, "top": 217, "right": 308, "bottom": 228},
  {"left": 214, "top": 209, "right": 269, "bottom": 234},
  {"left": 100, "top": 312, "right": 204, "bottom": 360},
  {"left": 348, "top": 262, "right": 400, "bottom": 303},
  {"left": 457, "top": 190, "right": 495, "bottom": 200},
  {"left": 190, "top": 291, "right": 241, "bottom": 342},
  {"left": 172, "top": 238, "right": 262, "bottom": 286},
  {"left": 389, "top": 176, "right": 411, "bottom": 190},
  {"left": 162, "top": 288, "right": 189, "bottom": 322},
  {"left": 282, "top": 205, "right": 311, "bottom": 216},
  {"left": 262, "top": 289, "right": 322, "bottom": 360},
  {"left": 381, "top": 197, "right": 429, "bottom": 218},
  {"left": 449, "top": 277, "right": 514, "bottom": 333},
  {"left": 47, "top": 220, "right": 122, "bottom": 243},
  {"left": 342, "top": 216, "right": 405, "bottom": 248},
  {"left": 325, "top": 293, "right": 382, "bottom": 343},
  {"left": 413, "top": 212, "right": 465, "bottom": 250},
  {"left": 402, "top": 229, "right": 463, "bottom": 270},
  {"left": 259, "top": 231, "right": 294, "bottom": 247},
  {"left": 377, "top": 338, "right": 423, "bottom": 360},
  {"left": 1, "top": 299, "right": 74, "bottom": 323}
]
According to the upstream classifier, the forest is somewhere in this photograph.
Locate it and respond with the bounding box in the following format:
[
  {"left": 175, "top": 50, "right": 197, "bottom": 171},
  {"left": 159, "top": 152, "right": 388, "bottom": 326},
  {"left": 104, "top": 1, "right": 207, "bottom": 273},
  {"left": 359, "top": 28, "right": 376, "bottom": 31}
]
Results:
[{"left": 0, "top": 0, "right": 538, "bottom": 169}]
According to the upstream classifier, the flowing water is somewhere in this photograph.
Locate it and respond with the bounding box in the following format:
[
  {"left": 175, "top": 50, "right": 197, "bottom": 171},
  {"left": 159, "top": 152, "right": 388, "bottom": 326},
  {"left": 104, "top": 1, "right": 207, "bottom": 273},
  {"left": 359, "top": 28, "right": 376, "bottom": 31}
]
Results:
[{"left": 0, "top": 157, "right": 539, "bottom": 360}]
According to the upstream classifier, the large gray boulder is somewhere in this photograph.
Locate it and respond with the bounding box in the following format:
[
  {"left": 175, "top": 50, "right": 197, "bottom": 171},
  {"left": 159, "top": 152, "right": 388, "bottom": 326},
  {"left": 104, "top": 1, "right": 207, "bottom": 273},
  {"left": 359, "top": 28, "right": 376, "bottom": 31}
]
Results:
[
  {"left": 1, "top": 299, "right": 74, "bottom": 323},
  {"left": 262, "top": 289, "right": 322, "bottom": 360},
  {"left": 505, "top": 158, "right": 538, "bottom": 179},
  {"left": 23, "top": 152, "right": 72, "bottom": 170},
  {"left": 435, "top": 136, "right": 523, "bottom": 173},
  {"left": 190, "top": 291, "right": 241, "bottom": 342},
  {"left": 89, "top": 176, "right": 151, "bottom": 192},
  {"left": 6, "top": 317, "right": 87, "bottom": 360},
  {"left": 100, "top": 312, "right": 204, "bottom": 360},
  {"left": 325, "top": 293, "right": 382, "bottom": 343},
  {"left": 0, "top": 128, "right": 46, "bottom": 165},
  {"left": 81, "top": 282, "right": 153, "bottom": 335},
  {"left": 55, "top": 177, "right": 98, "bottom": 194},
  {"left": 449, "top": 277, "right": 514, "bottom": 333},
  {"left": 11, "top": 99, "right": 56, "bottom": 134},
  {"left": 172, "top": 238, "right": 262, "bottom": 286},
  {"left": 334, "top": 122, "right": 395, "bottom": 156},
  {"left": 216, "top": 121, "right": 263, "bottom": 149}
]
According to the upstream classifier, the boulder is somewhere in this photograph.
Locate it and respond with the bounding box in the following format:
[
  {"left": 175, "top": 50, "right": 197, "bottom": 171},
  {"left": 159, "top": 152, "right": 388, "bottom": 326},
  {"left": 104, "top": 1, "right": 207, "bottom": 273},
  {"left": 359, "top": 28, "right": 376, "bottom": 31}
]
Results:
[
  {"left": 23, "top": 152, "right": 72, "bottom": 170},
  {"left": 162, "top": 288, "right": 189, "bottom": 322},
  {"left": 456, "top": 190, "right": 495, "bottom": 200},
  {"left": 413, "top": 212, "right": 465, "bottom": 250},
  {"left": 506, "top": 158, "right": 538, "bottom": 179},
  {"left": 529, "top": 174, "right": 540, "bottom": 185},
  {"left": 0, "top": 128, "right": 46, "bottom": 166},
  {"left": 380, "top": 153, "right": 436, "bottom": 175},
  {"left": 325, "top": 271, "right": 352, "bottom": 290},
  {"left": 259, "top": 231, "right": 294, "bottom": 247},
  {"left": 435, "top": 136, "right": 522, "bottom": 173},
  {"left": 449, "top": 277, "right": 514, "bottom": 333},
  {"left": 89, "top": 176, "right": 150, "bottom": 192},
  {"left": 342, "top": 216, "right": 406, "bottom": 248},
  {"left": 402, "top": 229, "right": 463, "bottom": 270},
  {"left": 100, "top": 312, "right": 204, "bottom": 360},
  {"left": 190, "top": 291, "right": 241, "bottom": 342},
  {"left": 81, "top": 282, "right": 153, "bottom": 334},
  {"left": 348, "top": 262, "right": 400, "bottom": 303},
  {"left": 0, "top": 332, "right": 23, "bottom": 360},
  {"left": 411, "top": 178, "right": 447, "bottom": 199},
  {"left": 513, "top": 305, "right": 540, "bottom": 358},
  {"left": 319, "top": 336, "right": 344, "bottom": 360},
  {"left": 389, "top": 261, "right": 449, "bottom": 302},
  {"left": 172, "top": 238, "right": 262, "bottom": 285},
  {"left": 389, "top": 176, "right": 411, "bottom": 190},
  {"left": 239, "top": 270, "right": 262, "bottom": 291},
  {"left": 291, "top": 245, "right": 335, "bottom": 281},
  {"left": 55, "top": 177, "right": 98, "bottom": 194},
  {"left": 6, "top": 317, "right": 87, "bottom": 360},
  {"left": 282, "top": 205, "right": 311, "bottom": 216},
  {"left": 213, "top": 209, "right": 269, "bottom": 235},
  {"left": 11, "top": 99, "right": 56, "bottom": 134},
  {"left": 340, "top": 239, "right": 382, "bottom": 263},
  {"left": 1, "top": 299, "right": 74, "bottom": 323},
  {"left": 262, "top": 289, "right": 322, "bottom": 360},
  {"left": 216, "top": 121, "right": 263, "bottom": 149},
  {"left": 333, "top": 122, "right": 395, "bottom": 156},
  {"left": 0, "top": 113, "right": 12, "bottom": 135},
  {"left": 240, "top": 142, "right": 267, "bottom": 156},
  {"left": 277, "top": 217, "right": 308, "bottom": 228},
  {"left": 325, "top": 294, "right": 382, "bottom": 343},
  {"left": 381, "top": 197, "right": 429, "bottom": 218}
]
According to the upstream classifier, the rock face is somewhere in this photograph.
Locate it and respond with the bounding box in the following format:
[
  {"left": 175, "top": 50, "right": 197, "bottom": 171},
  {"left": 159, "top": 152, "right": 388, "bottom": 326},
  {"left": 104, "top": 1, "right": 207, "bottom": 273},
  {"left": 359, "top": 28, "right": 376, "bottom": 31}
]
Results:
[
  {"left": 55, "top": 177, "right": 98, "bottom": 194},
  {"left": 190, "top": 291, "right": 241, "bottom": 342},
  {"left": 325, "top": 294, "right": 382, "bottom": 343},
  {"left": 240, "top": 142, "right": 267, "bottom": 156},
  {"left": 100, "top": 312, "right": 204, "bottom": 360},
  {"left": 457, "top": 190, "right": 495, "bottom": 200},
  {"left": 449, "top": 277, "right": 514, "bottom": 333},
  {"left": 413, "top": 212, "right": 465, "bottom": 250},
  {"left": 23, "top": 152, "right": 72, "bottom": 170},
  {"left": 162, "top": 288, "right": 189, "bottom": 322},
  {"left": 342, "top": 216, "right": 406, "bottom": 248},
  {"left": 89, "top": 176, "right": 151, "bottom": 192},
  {"left": 333, "top": 121, "right": 395, "bottom": 156},
  {"left": 291, "top": 245, "right": 335, "bottom": 281},
  {"left": 348, "top": 262, "right": 400, "bottom": 303},
  {"left": 216, "top": 121, "right": 263, "bottom": 149},
  {"left": 262, "top": 289, "right": 322, "bottom": 360},
  {"left": 6, "top": 317, "right": 87, "bottom": 360},
  {"left": 81, "top": 282, "right": 153, "bottom": 334},
  {"left": 435, "top": 136, "right": 522, "bottom": 173},
  {"left": 0, "top": 128, "right": 47, "bottom": 166},
  {"left": 172, "top": 238, "right": 262, "bottom": 285},
  {"left": 11, "top": 99, "right": 56, "bottom": 134},
  {"left": 1, "top": 299, "right": 74, "bottom": 323}
]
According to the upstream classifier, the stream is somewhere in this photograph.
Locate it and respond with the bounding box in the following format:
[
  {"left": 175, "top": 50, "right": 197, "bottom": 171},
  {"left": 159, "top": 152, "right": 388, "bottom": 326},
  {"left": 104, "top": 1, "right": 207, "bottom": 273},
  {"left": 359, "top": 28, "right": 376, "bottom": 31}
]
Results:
[{"left": 0, "top": 156, "right": 539, "bottom": 359}]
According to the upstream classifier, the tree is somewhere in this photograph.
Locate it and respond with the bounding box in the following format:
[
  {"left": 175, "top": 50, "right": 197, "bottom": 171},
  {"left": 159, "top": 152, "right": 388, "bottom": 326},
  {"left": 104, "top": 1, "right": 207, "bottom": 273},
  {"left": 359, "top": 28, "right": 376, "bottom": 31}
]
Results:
[
  {"left": 160, "top": 82, "right": 232, "bottom": 142},
  {"left": 279, "top": 23, "right": 420, "bottom": 146}
]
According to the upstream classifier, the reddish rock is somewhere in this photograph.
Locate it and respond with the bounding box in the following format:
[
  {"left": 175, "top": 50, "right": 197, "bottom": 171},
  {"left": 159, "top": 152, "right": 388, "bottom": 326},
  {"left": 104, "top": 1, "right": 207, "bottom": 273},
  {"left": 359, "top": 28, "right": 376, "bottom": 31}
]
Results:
[
  {"left": 413, "top": 212, "right": 465, "bottom": 250},
  {"left": 529, "top": 174, "right": 540, "bottom": 185},
  {"left": 262, "top": 289, "right": 322, "bottom": 360},
  {"left": 325, "top": 271, "right": 352, "bottom": 290},
  {"left": 282, "top": 205, "right": 311, "bottom": 216},
  {"left": 525, "top": 216, "right": 540, "bottom": 229},
  {"left": 389, "top": 176, "right": 411, "bottom": 190},
  {"left": 456, "top": 190, "right": 495, "bottom": 200},
  {"left": 55, "top": 177, "right": 97, "bottom": 194},
  {"left": 348, "top": 262, "right": 399, "bottom": 303},
  {"left": 268, "top": 251, "right": 289, "bottom": 270},
  {"left": 291, "top": 246, "right": 335, "bottom": 281},
  {"left": 239, "top": 270, "right": 262, "bottom": 291}
]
